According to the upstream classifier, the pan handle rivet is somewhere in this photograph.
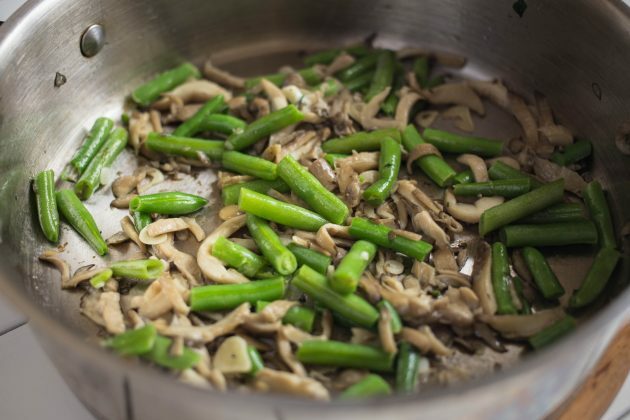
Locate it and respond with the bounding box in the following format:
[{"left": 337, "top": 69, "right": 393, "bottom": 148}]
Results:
[{"left": 80, "top": 24, "right": 105, "bottom": 58}]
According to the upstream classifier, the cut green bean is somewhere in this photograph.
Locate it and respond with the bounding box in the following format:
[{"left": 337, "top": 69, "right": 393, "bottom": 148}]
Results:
[
  {"left": 244, "top": 73, "right": 287, "bottom": 89},
  {"left": 256, "top": 300, "right": 316, "bottom": 332},
  {"left": 198, "top": 114, "right": 247, "bottom": 135},
  {"left": 363, "top": 137, "right": 401, "bottom": 205},
  {"left": 454, "top": 179, "right": 531, "bottom": 198},
  {"left": 287, "top": 243, "right": 331, "bottom": 274},
  {"left": 521, "top": 247, "right": 564, "bottom": 300},
  {"left": 132, "top": 62, "right": 201, "bottom": 107},
  {"left": 222, "top": 151, "right": 278, "bottom": 181},
  {"left": 226, "top": 105, "right": 305, "bottom": 151},
  {"left": 247, "top": 345, "right": 265, "bottom": 376},
  {"left": 143, "top": 335, "right": 200, "bottom": 370},
  {"left": 381, "top": 68, "right": 403, "bottom": 115},
  {"left": 323, "top": 153, "right": 349, "bottom": 168},
  {"left": 316, "top": 78, "right": 343, "bottom": 97},
  {"left": 173, "top": 96, "right": 226, "bottom": 137},
  {"left": 551, "top": 139, "right": 592, "bottom": 166},
  {"left": 500, "top": 221, "right": 598, "bottom": 248},
  {"left": 512, "top": 276, "right": 532, "bottom": 315},
  {"left": 132, "top": 212, "right": 152, "bottom": 233},
  {"left": 344, "top": 71, "right": 374, "bottom": 92},
  {"left": 145, "top": 132, "right": 224, "bottom": 161},
  {"left": 378, "top": 300, "right": 402, "bottom": 334},
  {"left": 239, "top": 188, "right": 327, "bottom": 231},
  {"left": 277, "top": 155, "right": 349, "bottom": 224},
  {"left": 479, "top": 179, "right": 564, "bottom": 236},
  {"left": 413, "top": 56, "right": 429, "bottom": 87},
  {"left": 69, "top": 117, "right": 114, "bottom": 175},
  {"left": 331, "top": 240, "right": 377, "bottom": 295},
  {"left": 246, "top": 214, "right": 297, "bottom": 275},
  {"left": 570, "top": 247, "right": 620, "bottom": 309},
  {"left": 110, "top": 259, "right": 164, "bottom": 280},
  {"left": 292, "top": 265, "right": 379, "bottom": 328},
  {"left": 488, "top": 161, "right": 543, "bottom": 188},
  {"left": 340, "top": 374, "right": 392, "bottom": 399},
  {"left": 395, "top": 342, "right": 420, "bottom": 393},
  {"left": 452, "top": 170, "right": 474, "bottom": 185},
  {"left": 89, "top": 268, "right": 113, "bottom": 289},
  {"left": 583, "top": 181, "right": 617, "bottom": 249},
  {"left": 337, "top": 53, "right": 379, "bottom": 82},
  {"left": 349, "top": 217, "right": 432, "bottom": 261},
  {"left": 75, "top": 127, "right": 128, "bottom": 200},
  {"left": 423, "top": 128, "right": 503, "bottom": 157},
  {"left": 212, "top": 236, "right": 267, "bottom": 277},
  {"left": 34, "top": 169, "right": 59, "bottom": 243},
  {"left": 401, "top": 125, "right": 456, "bottom": 187},
  {"left": 304, "top": 49, "right": 342, "bottom": 66},
  {"left": 365, "top": 50, "right": 395, "bottom": 102},
  {"left": 528, "top": 316, "right": 576, "bottom": 349},
  {"left": 106, "top": 324, "right": 157, "bottom": 356},
  {"left": 426, "top": 75, "right": 446, "bottom": 89},
  {"left": 520, "top": 203, "right": 585, "bottom": 224},
  {"left": 55, "top": 189, "right": 108, "bottom": 255},
  {"left": 130, "top": 192, "right": 208, "bottom": 215},
  {"left": 296, "top": 340, "right": 394, "bottom": 372},
  {"left": 322, "top": 128, "right": 401, "bottom": 154},
  {"left": 190, "top": 277, "right": 285, "bottom": 312},
  {"left": 491, "top": 242, "right": 518, "bottom": 314},
  {"left": 221, "top": 178, "right": 290, "bottom": 206}
]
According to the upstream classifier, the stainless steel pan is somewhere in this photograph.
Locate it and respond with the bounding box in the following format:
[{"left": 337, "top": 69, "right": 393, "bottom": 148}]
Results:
[{"left": 0, "top": 0, "right": 629, "bottom": 418}]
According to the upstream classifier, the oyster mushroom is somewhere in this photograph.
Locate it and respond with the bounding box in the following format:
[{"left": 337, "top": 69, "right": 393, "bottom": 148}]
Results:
[
  {"left": 457, "top": 154, "right": 489, "bottom": 182},
  {"left": 153, "top": 80, "right": 232, "bottom": 109},
  {"left": 412, "top": 211, "right": 449, "bottom": 248},
  {"left": 400, "top": 326, "right": 452, "bottom": 356},
  {"left": 471, "top": 241, "right": 497, "bottom": 315},
  {"left": 253, "top": 368, "right": 330, "bottom": 401},
  {"left": 308, "top": 158, "right": 337, "bottom": 191},
  {"left": 196, "top": 215, "right": 249, "bottom": 284},
  {"left": 203, "top": 59, "right": 245, "bottom": 89},
  {"left": 479, "top": 308, "right": 565, "bottom": 339},
  {"left": 442, "top": 105, "right": 475, "bottom": 132},
  {"left": 467, "top": 79, "right": 510, "bottom": 108},
  {"left": 38, "top": 250, "right": 71, "bottom": 289},
  {"left": 443, "top": 189, "right": 504, "bottom": 224},
  {"left": 426, "top": 83, "right": 485, "bottom": 115},
  {"left": 261, "top": 78, "right": 288, "bottom": 111}
]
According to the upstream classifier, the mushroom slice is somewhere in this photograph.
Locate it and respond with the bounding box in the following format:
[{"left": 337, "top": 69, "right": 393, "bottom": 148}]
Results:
[
  {"left": 432, "top": 246, "right": 459, "bottom": 272},
  {"left": 325, "top": 52, "right": 355, "bottom": 76},
  {"left": 277, "top": 327, "right": 306, "bottom": 376},
  {"left": 196, "top": 215, "right": 249, "bottom": 284},
  {"left": 532, "top": 157, "right": 586, "bottom": 195},
  {"left": 121, "top": 216, "right": 147, "bottom": 253},
  {"left": 433, "top": 287, "right": 475, "bottom": 327},
  {"left": 147, "top": 218, "right": 190, "bottom": 237},
  {"left": 254, "top": 368, "right": 330, "bottom": 401},
  {"left": 139, "top": 226, "right": 169, "bottom": 245},
  {"left": 378, "top": 305, "right": 398, "bottom": 354},
  {"left": 180, "top": 369, "right": 210, "bottom": 389},
  {"left": 406, "top": 143, "right": 442, "bottom": 174},
  {"left": 247, "top": 300, "right": 296, "bottom": 324},
  {"left": 426, "top": 83, "right": 485, "bottom": 115},
  {"left": 467, "top": 79, "right": 510, "bottom": 109},
  {"left": 400, "top": 326, "right": 452, "bottom": 356},
  {"left": 203, "top": 59, "right": 245, "bottom": 89},
  {"left": 218, "top": 205, "right": 243, "bottom": 221},
  {"left": 159, "top": 272, "right": 189, "bottom": 315},
  {"left": 394, "top": 90, "right": 422, "bottom": 128},
  {"left": 136, "top": 168, "right": 165, "bottom": 194},
  {"left": 412, "top": 211, "right": 449, "bottom": 248},
  {"left": 137, "top": 282, "right": 174, "bottom": 319},
  {"left": 112, "top": 175, "right": 141, "bottom": 198},
  {"left": 396, "top": 180, "right": 442, "bottom": 215},
  {"left": 456, "top": 154, "right": 489, "bottom": 182},
  {"left": 153, "top": 235, "right": 202, "bottom": 285},
  {"left": 212, "top": 335, "right": 252, "bottom": 374},
  {"left": 336, "top": 152, "right": 380, "bottom": 172},
  {"left": 509, "top": 93, "right": 538, "bottom": 147},
  {"left": 106, "top": 231, "right": 130, "bottom": 246},
  {"left": 442, "top": 105, "right": 474, "bottom": 132},
  {"left": 261, "top": 78, "right": 288, "bottom": 111},
  {"left": 415, "top": 110, "right": 440, "bottom": 128},
  {"left": 129, "top": 112, "right": 152, "bottom": 153},
  {"left": 479, "top": 308, "right": 565, "bottom": 339},
  {"left": 538, "top": 125, "right": 573, "bottom": 147},
  {"left": 487, "top": 156, "right": 521, "bottom": 170},
  {"left": 153, "top": 80, "right": 232, "bottom": 109},
  {"left": 443, "top": 189, "right": 504, "bottom": 224},
  {"left": 69, "top": 266, "right": 107, "bottom": 289},
  {"left": 471, "top": 241, "right": 497, "bottom": 315},
  {"left": 535, "top": 92, "right": 555, "bottom": 127},
  {"left": 360, "top": 88, "right": 401, "bottom": 130},
  {"left": 308, "top": 158, "right": 337, "bottom": 191},
  {"left": 98, "top": 292, "right": 126, "bottom": 335},
  {"left": 39, "top": 250, "right": 71, "bottom": 289}
]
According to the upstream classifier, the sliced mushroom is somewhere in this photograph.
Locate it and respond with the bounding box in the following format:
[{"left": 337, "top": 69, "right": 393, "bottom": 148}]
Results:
[
  {"left": 39, "top": 250, "right": 71, "bottom": 289},
  {"left": 254, "top": 368, "right": 330, "bottom": 400},
  {"left": 479, "top": 308, "right": 565, "bottom": 339},
  {"left": 203, "top": 59, "right": 245, "bottom": 89},
  {"left": 277, "top": 327, "right": 306, "bottom": 376},
  {"left": 98, "top": 292, "right": 126, "bottom": 335},
  {"left": 535, "top": 92, "right": 554, "bottom": 128},
  {"left": 509, "top": 93, "right": 538, "bottom": 147},
  {"left": 401, "top": 326, "right": 452, "bottom": 356},
  {"left": 471, "top": 241, "right": 497, "bottom": 315},
  {"left": 487, "top": 156, "right": 521, "bottom": 170},
  {"left": 336, "top": 152, "right": 380, "bottom": 172},
  {"left": 442, "top": 105, "right": 474, "bottom": 132},
  {"left": 412, "top": 211, "right": 449, "bottom": 248},
  {"left": 68, "top": 266, "right": 107, "bottom": 289},
  {"left": 325, "top": 52, "right": 355, "bottom": 76},
  {"left": 433, "top": 287, "right": 475, "bottom": 327},
  {"left": 261, "top": 78, "right": 288, "bottom": 111},
  {"left": 159, "top": 272, "right": 189, "bottom": 315},
  {"left": 467, "top": 79, "right": 510, "bottom": 109},
  {"left": 212, "top": 335, "right": 252, "bottom": 374},
  {"left": 378, "top": 305, "right": 398, "bottom": 354},
  {"left": 415, "top": 110, "right": 440, "bottom": 128},
  {"left": 153, "top": 80, "right": 232, "bottom": 109},
  {"left": 121, "top": 216, "right": 147, "bottom": 253},
  {"left": 426, "top": 83, "right": 485, "bottom": 115},
  {"left": 196, "top": 215, "right": 249, "bottom": 284},
  {"left": 457, "top": 154, "right": 489, "bottom": 182},
  {"left": 533, "top": 157, "right": 586, "bottom": 195},
  {"left": 136, "top": 168, "right": 165, "bottom": 194},
  {"left": 394, "top": 90, "right": 422, "bottom": 129},
  {"left": 153, "top": 234, "right": 202, "bottom": 286},
  {"left": 308, "top": 158, "right": 337, "bottom": 191},
  {"left": 538, "top": 125, "right": 573, "bottom": 147},
  {"left": 443, "top": 189, "right": 504, "bottom": 223},
  {"left": 180, "top": 369, "right": 210, "bottom": 389}
]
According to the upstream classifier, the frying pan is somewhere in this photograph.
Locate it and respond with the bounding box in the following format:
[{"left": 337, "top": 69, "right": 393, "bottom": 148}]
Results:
[{"left": 0, "top": 0, "right": 628, "bottom": 418}]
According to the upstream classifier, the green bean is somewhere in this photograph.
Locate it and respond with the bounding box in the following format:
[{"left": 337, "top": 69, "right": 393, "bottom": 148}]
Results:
[
  {"left": 413, "top": 56, "right": 429, "bottom": 87},
  {"left": 336, "top": 53, "right": 379, "bottom": 82},
  {"left": 55, "top": 189, "right": 108, "bottom": 255},
  {"left": 512, "top": 276, "right": 532, "bottom": 315},
  {"left": 401, "top": 125, "right": 456, "bottom": 187},
  {"left": 323, "top": 153, "right": 349, "bottom": 168},
  {"left": 110, "top": 259, "right": 164, "bottom": 280},
  {"left": 132, "top": 212, "right": 152, "bottom": 233},
  {"left": 246, "top": 214, "right": 297, "bottom": 275},
  {"left": 426, "top": 75, "right": 446, "bottom": 89},
  {"left": 520, "top": 203, "right": 585, "bottom": 224},
  {"left": 222, "top": 151, "right": 278, "bottom": 181},
  {"left": 521, "top": 247, "right": 564, "bottom": 300},
  {"left": 340, "top": 374, "right": 392, "bottom": 399},
  {"left": 479, "top": 179, "right": 564, "bottom": 236},
  {"left": 256, "top": 300, "right": 316, "bottom": 332},
  {"left": 143, "top": 335, "right": 200, "bottom": 370},
  {"left": 363, "top": 137, "right": 401, "bottom": 205},
  {"left": 221, "top": 178, "right": 290, "bottom": 206},
  {"left": 212, "top": 236, "right": 267, "bottom": 277},
  {"left": 33, "top": 169, "right": 59, "bottom": 243},
  {"left": 304, "top": 49, "right": 342, "bottom": 66},
  {"left": 292, "top": 265, "right": 379, "bottom": 328},
  {"left": 277, "top": 155, "right": 349, "bottom": 224},
  {"left": 226, "top": 105, "right": 305, "bottom": 151},
  {"left": 130, "top": 192, "right": 208, "bottom": 215},
  {"left": 316, "top": 78, "right": 343, "bottom": 97},
  {"left": 330, "top": 240, "right": 377, "bottom": 295},
  {"left": 287, "top": 243, "right": 331, "bottom": 274},
  {"left": 423, "top": 128, "right": 503, "bottom": 157},
  {"left": 381, "top": 69, "right": 403, "bottom": 115},
  {"left": 322, "top": 128, "right": 401, "bottom": 154},
  {"left": 244, "top": 73, "right": 287, "bottom": 90},
  {"left": 500, "top": 221, "right": 598, "bottom": 248},
  {"left": 453, "top": 170, "right": 474, "bottom": 185},
  {"left": 296, "top": 340, "right": 394, "bottom": 372},
  {"left": 198, "top": 114, "right": 247, "bottom": 135},
  {"left": 583, "top": 181, "right": 617, "bottom": 249},
  {"left": 69, "top": 117, "right": 114, "bottom": 175},
  {"left": 247, "top": 345, "right": 265, "bottom": 376},
  {"left": 378, "top": 300, "right": 402, "bottom": 334},
  {"left": 145, "top": 132, "right": 224, "bottom": 161},
  {"left": 75, "top": 128, "right": 128, "bottom": 200},
  {"left": 132, "top": 62, "right": 201, "bottom": 107},
  {"left": 488, "top": 161, "right": 543, "bottom": 188},
  {"left": 106, "top": 325, "right": 157, "bottom": 356},
  {"left": 528, "top": 316, "right": 576, "bottom": 349},
  {"left": 89, "top": 268, "right": 113, "bottom": 289},
  {"left": 491, "top": 242, "right": 518, "bottom": 314},
  {"left": 298, "top": 67, "right": 325, "bottom": 85},
  {"left": 395, "top": 342, "right": 421, "bottom": 393},
  {"left": 190, "top": 277, "right": 285, "bottom": 312},
  {"left": 551, "top": 139, "right": 592, "bottom": 166},
  {"left": 454, "top": 179, "right": 531, "bottom": 198},
  {"left": 365, "top": 50, "right": 395, "bottom": 102},
  {"left": 173, "top": 96, "right": 225, "bottom": 137},
  {"left": 344, "top": 71, "right": 374, "bottom": 92},
  {"left": 239, "top": 188, "right": 327, "bottom": 231},
  {"left": 349, "top": 217, "right": 433, "bottom": 261},
  {"left": 570, "top": 247, "right": 620, "bottom": 309}
]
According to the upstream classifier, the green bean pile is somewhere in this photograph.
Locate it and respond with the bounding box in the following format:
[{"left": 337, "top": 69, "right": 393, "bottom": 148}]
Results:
[{"left": 34, "top": 42, "right": 621, "bottom": 400}]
